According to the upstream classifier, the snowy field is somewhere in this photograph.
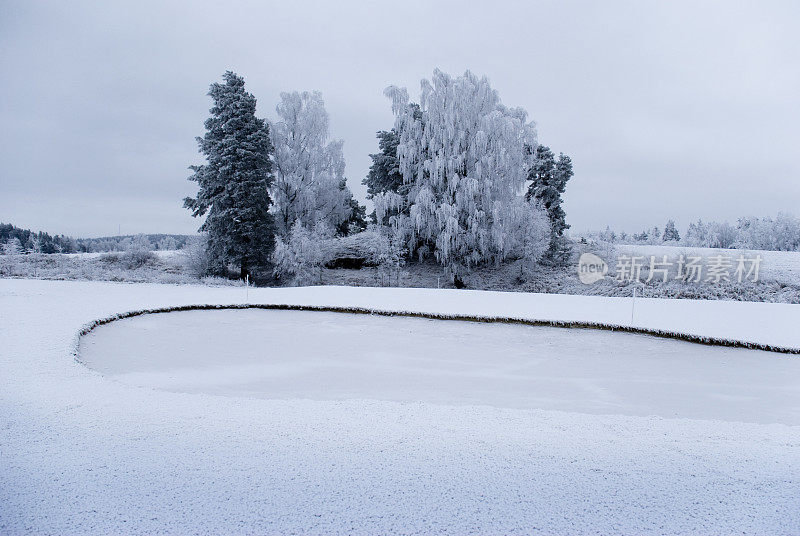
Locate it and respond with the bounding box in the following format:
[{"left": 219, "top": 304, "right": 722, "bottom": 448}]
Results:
[{"left": 2, "top": 278, "right": 800, "bottom": 534}]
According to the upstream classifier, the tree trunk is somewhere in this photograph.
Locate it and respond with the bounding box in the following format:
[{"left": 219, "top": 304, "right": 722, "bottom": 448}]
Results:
[{"left": 240, "top": 258, "right": 248, "bottom": 281}]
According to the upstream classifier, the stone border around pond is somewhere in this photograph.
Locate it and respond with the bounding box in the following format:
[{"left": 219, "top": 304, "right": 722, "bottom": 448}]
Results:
[{"left": 70, "top": 303, "right": 800, "bottom": 360}]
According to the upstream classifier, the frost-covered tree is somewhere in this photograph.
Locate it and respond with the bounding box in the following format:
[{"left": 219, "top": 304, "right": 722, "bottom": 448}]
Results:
[
  {"left": 383, "top": 69, "right": 549, "bottom": 279},
  {"left": 0, "top": 224, "right": 77, "bottom": 254},
  {"left": 736, "top": 213, "right": 800, "bottom": 251},
  {"left": 684, "top": 219, "right": 706, "bottom": 246},
  {"left": 184, "top": 71, "right": 275, "bottom": 281},
  {"left": 650, "top": 227, "right": 661, "bottom": 242},
  {"left": 2, "top": 237, "right": 22, "bottom": 255},
  {"left": 597, "top": 226, "right": 617, "bottom": 243},
  {"left": 525, "top": 145, "right": 573, "bottom": 263},
  {"left": 684, "top": 219, "right": 736, "bottom": 248},
  {"left": 270, "top": 91, "right": 355, "bottom": 238},
  {"left": 663, "top": 220, "right": 680, "bottom": 241}
]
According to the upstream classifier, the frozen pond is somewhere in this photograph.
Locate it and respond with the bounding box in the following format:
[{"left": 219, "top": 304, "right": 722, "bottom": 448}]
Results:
[{"left": 79, "top": 309, "right": 800, "bottom": 424}]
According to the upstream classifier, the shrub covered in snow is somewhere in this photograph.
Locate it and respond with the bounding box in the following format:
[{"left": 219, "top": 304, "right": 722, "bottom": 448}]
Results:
[
  {"left": 0, "top": 251, "right": 239, "bottom": 286},
  {"left": 2, "top": 237, "right": 23, "bottom": 255},
  {"left": 321, "top": 229, "right": 402, "bottom": 268},
  {"left": 178, "top": 235, "right": 211, "bottom": 278},
  {"left": 274, "top": 226, "right": 407, "bottom": 285},
  {"left": 272, "top": 223, "right": 327, "bottom": 284}
]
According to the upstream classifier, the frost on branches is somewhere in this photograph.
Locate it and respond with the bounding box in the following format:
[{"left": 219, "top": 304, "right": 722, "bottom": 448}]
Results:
[
  {"left": 272, "top": 221, "right": 326, "bottom": 284},
  {"left": 270, "top": 91, "right": 354, "bottom": 239},
  {"left": 382, "top": 69, "right": 550, "bottom": 278},
  {"left": 273, "top": 224, "right": 406, "bottom": 285}
]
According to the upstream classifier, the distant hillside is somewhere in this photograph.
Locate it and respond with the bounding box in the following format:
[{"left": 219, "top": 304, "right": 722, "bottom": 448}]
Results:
[{"left": 1, "top": 223, "right": 192, "bottom": 253}]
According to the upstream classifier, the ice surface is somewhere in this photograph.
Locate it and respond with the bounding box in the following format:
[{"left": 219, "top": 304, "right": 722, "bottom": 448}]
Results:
[{"left": 81, "top": 309, "right": 800, "bottom": 425}]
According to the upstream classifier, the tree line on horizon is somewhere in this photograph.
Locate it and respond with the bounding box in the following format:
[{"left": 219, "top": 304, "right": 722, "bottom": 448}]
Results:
[
  {"left": 0, "top": 223, "right": 189, "bottom": 255},
  {"left": 589, "top": 213, "right": 800, "bottom": 251}
]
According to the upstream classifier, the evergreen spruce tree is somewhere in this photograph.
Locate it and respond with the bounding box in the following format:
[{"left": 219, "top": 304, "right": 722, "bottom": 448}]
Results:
[
  {"left": 364, "top": 129, "right": 403, "bottom": 199},
  {"left": 526, "top": 145, "right": 573, "bottom": 263},
  {"left": 651, "top": 227, "right": 661, "bottom": 241},
  {"left": 184, "top": 71, "right": 275, "bottom": 282},
  {"left": 338, "top": 196, "right": 368, "bottom": 235},
  {"left": 663, "top": 219, "right": 681, "bottom": 241}
]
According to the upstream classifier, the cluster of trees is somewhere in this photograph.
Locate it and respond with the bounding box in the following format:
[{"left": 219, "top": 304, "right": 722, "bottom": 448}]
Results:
[
  {"left": 593, "top": 220, "right": 681, "bottom": 245},
  {"left": 0, "top": 223, "right": 78, "bottom": 254},
  {"left": 591, "top": 213, "right": 800, "bottom": 251},
  {"left": 78, "top": 234, "right": 188, "bottom": 252},
  {"left": 185, "top": 70, "right": 573, "bottom": 283},
  {"left": 684, "top": 214, "right": 800, "bottom": 250},
  {"left": 184, "top": 72, "right": 365, "bottom": 281},
  {"left": 364, "top": 70, "right": 572, "bottom": 281}
]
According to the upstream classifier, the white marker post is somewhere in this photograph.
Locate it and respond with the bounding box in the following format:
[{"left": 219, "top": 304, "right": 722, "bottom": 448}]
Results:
[{"left": 245, "top": 274, "right": 249, "bottom": 304}]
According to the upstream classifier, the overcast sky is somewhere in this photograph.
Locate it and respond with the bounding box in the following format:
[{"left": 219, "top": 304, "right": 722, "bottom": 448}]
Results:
[{"left": 1, "top": 0, "right": 798, "bottom": 238}]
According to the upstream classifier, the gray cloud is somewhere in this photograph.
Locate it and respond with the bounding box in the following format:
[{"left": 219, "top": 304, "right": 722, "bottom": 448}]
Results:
[{"left": 1, "top": 0, "right": 798, "bottom": 237}]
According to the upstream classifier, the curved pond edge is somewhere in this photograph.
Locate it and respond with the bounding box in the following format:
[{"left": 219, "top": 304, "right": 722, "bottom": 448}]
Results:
[{"left": 70, "top": 303, "right": 800, "bottom": 359}]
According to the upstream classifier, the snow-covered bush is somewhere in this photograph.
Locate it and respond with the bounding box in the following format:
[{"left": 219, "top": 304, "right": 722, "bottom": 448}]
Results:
[
  {"left": 119, "top": 234, "right": 157, "bottom": 269},
  {"left": 320, "top": 229, "right": 402, "bottom": 267},
  {"left": 381, "top": 69, "right": 548, "bottom": 277},
  {"left": 273, "top": 226, "right": 410, "bottom": 286},
  {"left": 272, "top": 222, "right": 328, "bottom": 283},
  {"left": 374, "top": 236, "right": 406, "bottom": 287},
  {"left": 0, "top": 251, "right": 242, "bottom": 285},
  {"left": 178, "top": 234, "right": 210, "bottom": 277},
  {"left": 2, "top": 237, "right": 23, "bottom": 255},
  {"left": 493, "top": 198, "right": 552, "bottom": 275}
]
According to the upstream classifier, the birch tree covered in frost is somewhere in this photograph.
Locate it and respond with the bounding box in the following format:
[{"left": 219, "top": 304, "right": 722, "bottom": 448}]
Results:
[
  {"left": 383, "top": 69, "right": 550, "bottom": 279},
  {"left": 269, "top": 91, "right": 355, "bottom": 238}
]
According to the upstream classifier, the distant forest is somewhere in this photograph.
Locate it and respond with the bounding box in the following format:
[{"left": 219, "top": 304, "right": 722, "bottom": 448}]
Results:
[{"left": 0, "top": 223, "right": 190, "bottom": 253}]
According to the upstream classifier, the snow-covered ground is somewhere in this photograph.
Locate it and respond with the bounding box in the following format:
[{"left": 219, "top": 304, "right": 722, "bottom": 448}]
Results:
[
  {"left": 81, "top": 309, "right": 800, "bottom": 425},
  {"left": 2, "top": 278, "right": 800, "bottom": 534}
]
